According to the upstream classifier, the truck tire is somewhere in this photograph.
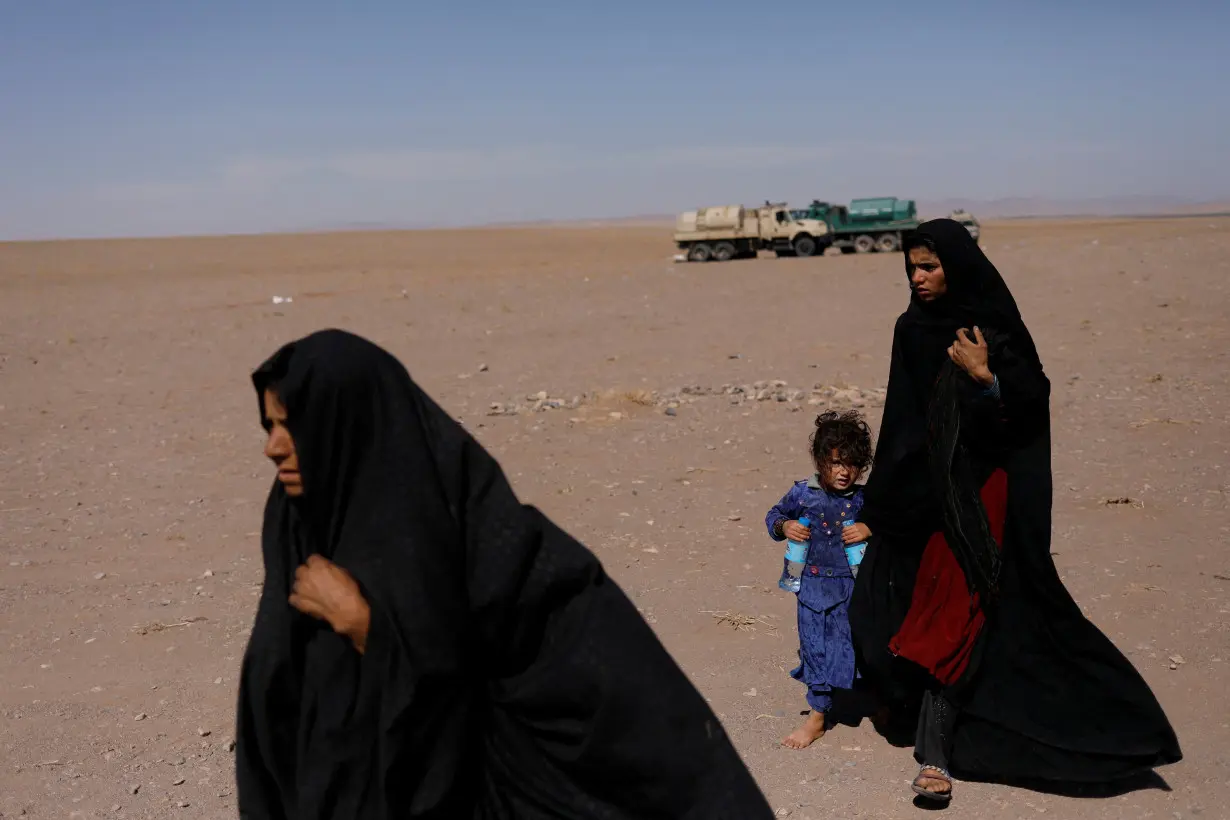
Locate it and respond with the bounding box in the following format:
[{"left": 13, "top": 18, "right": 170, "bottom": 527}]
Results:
[
  {"left": 854, "top": 234, "right": 876, "bottom": 254},
  {"left": 793, "top": 235, "right": 818, "bottom": 258},
  {"left": 876, "top": 233, "right": 900, "bottom": 253},
  {"left": 688, "top": 243, "right": 712, "bottom": 262},
  {"left": 713, "top": 241, "right": 736, "bottom": 262}
]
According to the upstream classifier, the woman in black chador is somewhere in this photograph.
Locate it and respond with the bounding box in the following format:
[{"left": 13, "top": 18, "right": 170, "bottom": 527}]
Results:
[
  {"left": 235, "top": 329, "right": 775, "bottom": 819},
  {"left": 849, "top": 218, "right": 1181, "bottom": 804}
]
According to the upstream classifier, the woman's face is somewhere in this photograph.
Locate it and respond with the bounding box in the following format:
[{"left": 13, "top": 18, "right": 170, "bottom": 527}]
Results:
[
  {"left": 908, "top": 246, "right": 948, "bottom": 302},
  {"left": 263, "top": 388, "right": 303, "bottom": 496}
]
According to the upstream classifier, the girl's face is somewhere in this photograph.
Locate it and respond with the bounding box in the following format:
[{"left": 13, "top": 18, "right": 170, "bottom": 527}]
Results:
[
  {"left": 263, "top": 388, "right": 303, "bottom": 496},
  {"left": 908, "top": 246, "right": 948, "bottom": 302},
  {"left": 821, "top": 449, "right": 858, "bottom": 492}
]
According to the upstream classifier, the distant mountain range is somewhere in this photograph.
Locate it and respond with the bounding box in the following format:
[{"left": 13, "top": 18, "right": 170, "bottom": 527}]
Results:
[
  {"left": 287, "top": 197, "right": 1229, "bottom": 234},
  {"left": 918, "top": 196, "right": 1230, "bottom": 219},
  {"left": 499, "top": 197, "right": 1230, "bottom": 227}
]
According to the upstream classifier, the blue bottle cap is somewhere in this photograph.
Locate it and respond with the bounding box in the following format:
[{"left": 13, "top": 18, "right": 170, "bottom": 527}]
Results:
[{"left": 798, "top": 516, "right": 810, "bottom": 526}]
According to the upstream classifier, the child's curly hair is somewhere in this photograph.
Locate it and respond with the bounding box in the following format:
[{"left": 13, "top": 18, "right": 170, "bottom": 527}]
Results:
[{"left": 810, "top": 409, "right": 873, "bottom": 477}]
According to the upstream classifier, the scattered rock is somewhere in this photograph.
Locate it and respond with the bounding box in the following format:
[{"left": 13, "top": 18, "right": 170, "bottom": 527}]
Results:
[
  {"left": 172, "top": 776, "right": 185, "bottom": 786},
  {"left": 664, "top": 406, "right": 677, "bottom": 417},
  {"left": 224, "top": 738, "right": 236, "bottom": 753},
  {"left": 485, "top": 381, "right": 885, "bottom": 416},
  {"left": 202, "top": 569, "right": 214, "bottom": 578},
  {"left": 133, "top": 713, "right": 147, "bottom": 721},
  {"left": 94, "top": 572, "right": 107, "bottom": 580},
  {"left": 129, "top": 785, "right": 140, "bottom": 795},
  {"left": 197, "top": 728, "right": 211, "bottom": 737},
  {"left": 478, "top": 363, "right": 489, "bottom": 373}
]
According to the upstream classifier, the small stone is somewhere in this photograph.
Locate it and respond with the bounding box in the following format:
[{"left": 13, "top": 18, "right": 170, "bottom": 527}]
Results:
[
  {"left": 94, "top": 572, "right": 107, "bottom": 580},
  {"left": 728, "top": 515, "right": 742, "bottom": 522},
  {"left": 178, "top": 801, "right": 190, "bottom": 809},
  {"left": 133, "top": 713, "right": 146, "bottom": 721},
  {"left": 198, "top": 728, "right": 211, "bottom": 737},
  {"left": 173, "top": 776, "right": 186, "bottom": 786},
  {"left": 609, "top": 412, "right": 623, "bottom": 420},
  {"left": 478, "top": 363, "right": 489, "bottom": 372},
  {"left": 1169, "top": 663, "right": 1178, "bottom": 670},
  {"left": 202, "top": 570, "right": 214, "bottom": 578},
  {"left": 215, "top": 677, "right": 224, "bottom": 685},
  {"left": 112, "top": 805, "right": 121, "bottom": 813},
  {"left": 224, "top": 739, "right": 236, "bottom": 752},
  {"left": 664, "top": 406, "right": 677, "bottom": 417},
  {"left": 744, "top": 687, "right": 758, "bottom": 697},
  {"left": 129, "top": 785, "right": 140, "bottom": 795}
]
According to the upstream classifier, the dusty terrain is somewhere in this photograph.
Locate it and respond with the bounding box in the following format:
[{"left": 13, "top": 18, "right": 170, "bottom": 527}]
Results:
[{"left": 1, "top": 217, "right": 1227, "bottom": 819}]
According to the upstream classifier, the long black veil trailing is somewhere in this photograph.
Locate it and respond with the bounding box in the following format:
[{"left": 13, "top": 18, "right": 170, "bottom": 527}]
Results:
[
  {"left": 851, "top": 220, "right": 1182, "bottom": 784},
  {"left": 235, "top": 329, "right": 774, "bottom": 819},
  {"left": 925, "top": 332, "right": 1007, "bottom": 602}
]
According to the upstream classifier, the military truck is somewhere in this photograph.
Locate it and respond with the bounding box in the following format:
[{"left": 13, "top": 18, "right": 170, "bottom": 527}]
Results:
[
  {"left": 949, "top": 209, "right": 981, "bottom": 241},
  {"left": 673, "top": 202, "right": 830, "bottom": 261},
  {"left": 791, "top": 198, "right": 920, "bottom": 254}
]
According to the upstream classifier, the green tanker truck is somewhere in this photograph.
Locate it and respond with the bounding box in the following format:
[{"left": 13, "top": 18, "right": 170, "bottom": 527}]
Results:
[{"left": 790, "top": 198, "right": 920, "bottom": 253}]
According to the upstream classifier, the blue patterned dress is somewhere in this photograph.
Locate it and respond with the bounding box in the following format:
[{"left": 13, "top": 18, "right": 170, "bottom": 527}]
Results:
[{"left": 766, "top": 477, "right": 864, "bottom": 713}]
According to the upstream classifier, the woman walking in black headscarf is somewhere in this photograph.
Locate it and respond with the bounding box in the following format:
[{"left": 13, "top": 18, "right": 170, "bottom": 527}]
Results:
[
  {"left": 235, "top": 329, "right": 775, "bottom": 819},
  {"left": 848, "top": 219, "right": 1181, "bottom": 803}
]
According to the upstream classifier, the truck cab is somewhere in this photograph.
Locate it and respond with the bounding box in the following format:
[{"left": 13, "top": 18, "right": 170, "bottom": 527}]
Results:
[
  {"left": 758, "top": 203, "right": 830, "bottom": 256},
  {"left": 949, "top": 209, "right": 981, "bottom": 241}
]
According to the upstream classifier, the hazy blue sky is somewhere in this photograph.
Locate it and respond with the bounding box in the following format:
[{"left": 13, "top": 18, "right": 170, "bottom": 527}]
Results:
[{"left": 2, "top": 0, "right": 1226, "bottom": 239}]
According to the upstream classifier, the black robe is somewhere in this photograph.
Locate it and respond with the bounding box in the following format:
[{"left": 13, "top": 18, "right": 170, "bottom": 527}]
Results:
[
  {"left": 850, "top": 219, "right": 1182, "bottom": 783},
  {"left": 235, "top": 329, "right": 774, "bottom": 819}
]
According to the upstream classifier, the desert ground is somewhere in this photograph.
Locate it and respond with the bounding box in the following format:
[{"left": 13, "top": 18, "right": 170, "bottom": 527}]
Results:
[{"left": 1, "top": 216, "right": 1228, "bottom": 819}]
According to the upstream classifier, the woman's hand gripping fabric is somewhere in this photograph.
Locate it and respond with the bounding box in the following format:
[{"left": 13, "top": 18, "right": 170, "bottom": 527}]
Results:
[
  {"left": 289, "top": 554, "right": 372, "bottom": 654},
  {"left": 948, "top": 326, "right": 994, "bottom": 387}
]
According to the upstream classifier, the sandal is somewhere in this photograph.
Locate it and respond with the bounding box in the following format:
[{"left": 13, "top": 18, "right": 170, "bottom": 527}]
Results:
[{"left": 911, "top": 764, "right": 952, "bottom": 804}]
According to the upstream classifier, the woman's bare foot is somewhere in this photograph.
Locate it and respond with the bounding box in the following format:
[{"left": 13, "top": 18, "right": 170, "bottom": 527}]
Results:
[{"left": 781, "top": 710, "right": 826, "bottom": 749}]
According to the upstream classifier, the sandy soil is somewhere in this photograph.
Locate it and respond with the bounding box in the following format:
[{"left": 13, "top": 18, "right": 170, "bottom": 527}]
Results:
[{"left": 1, "top": 217, "right": 1227, "bottom": 819}]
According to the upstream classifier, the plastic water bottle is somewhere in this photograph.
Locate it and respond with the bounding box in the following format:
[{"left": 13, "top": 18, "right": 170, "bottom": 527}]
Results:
[
  {"left": 778, "top": 516, "right": 810, "bottom": 593},
  {"left": 843, "top": 519, "right": 867, "bottom": 577}
]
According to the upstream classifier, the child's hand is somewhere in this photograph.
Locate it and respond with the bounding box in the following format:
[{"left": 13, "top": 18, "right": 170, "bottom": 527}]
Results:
[
  {"left": 842, "top": 523, "right": 871, "bottom": 544},
  {"left": 782, "top": 520, "right": 811, "bottom": 542}
]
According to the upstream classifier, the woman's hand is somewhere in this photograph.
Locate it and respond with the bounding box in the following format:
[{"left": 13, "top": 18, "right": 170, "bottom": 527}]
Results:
[
  {"left": 289, "top": 555, "right": 371, "bottom": 654},
  {"left": 842, "top": 523, "right": 871, "bottom": 544},
  {"left": 948, "top": 327, "right": 994, "bottom": 387},
  {"left": 782, "top": 520, "right": 812, "bottom": 542}
]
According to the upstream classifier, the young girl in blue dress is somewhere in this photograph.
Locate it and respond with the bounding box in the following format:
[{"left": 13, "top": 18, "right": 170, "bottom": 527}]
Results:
[{"left": 765, "top": 409, "right": 874, "bottom": 749}]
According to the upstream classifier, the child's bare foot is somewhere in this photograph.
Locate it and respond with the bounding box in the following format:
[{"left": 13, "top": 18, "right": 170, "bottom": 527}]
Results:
[{"left": 781, "top": 710, "right": 826, "bottom": 749}]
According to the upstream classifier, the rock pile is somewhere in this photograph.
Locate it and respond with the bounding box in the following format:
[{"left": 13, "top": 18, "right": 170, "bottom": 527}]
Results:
[{"left": 487, "top": 381, "right": 885, "bottom": 417}]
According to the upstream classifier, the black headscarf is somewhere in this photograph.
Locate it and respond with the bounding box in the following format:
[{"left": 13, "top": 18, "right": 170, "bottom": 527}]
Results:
[{"left": 235, "top": 329, "right": 774, "bottom": 819}]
